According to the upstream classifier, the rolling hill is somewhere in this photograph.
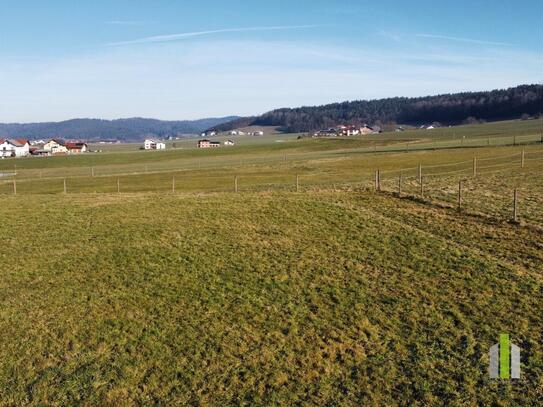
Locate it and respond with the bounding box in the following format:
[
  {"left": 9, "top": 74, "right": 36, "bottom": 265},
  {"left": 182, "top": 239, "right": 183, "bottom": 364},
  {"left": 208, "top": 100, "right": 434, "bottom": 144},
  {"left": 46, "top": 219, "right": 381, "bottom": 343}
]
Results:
[
  {"left": 0, "top": 116, "right": 240, "bottom": 141},
  {"left": 211, "top": 84, "right": 543, "bottom": 133}
]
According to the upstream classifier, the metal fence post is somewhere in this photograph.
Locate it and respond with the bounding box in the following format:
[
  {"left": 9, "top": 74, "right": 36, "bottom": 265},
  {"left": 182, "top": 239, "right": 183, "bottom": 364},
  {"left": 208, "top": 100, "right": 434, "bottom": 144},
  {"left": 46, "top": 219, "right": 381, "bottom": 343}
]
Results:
[
  {"left": 458, "top": 180, "right": 463, "bottom": 210},
  {"left": 513, "top": 189, "right": 519, "bottom": 222}
]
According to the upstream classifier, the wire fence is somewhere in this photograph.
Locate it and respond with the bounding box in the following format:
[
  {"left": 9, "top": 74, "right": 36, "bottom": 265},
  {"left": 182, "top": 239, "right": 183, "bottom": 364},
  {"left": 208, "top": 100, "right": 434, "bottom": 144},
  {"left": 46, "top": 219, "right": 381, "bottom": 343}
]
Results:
[
  {"left": 1, "top": 148, "right": 542, "bottom": 227},
  {"left": 372, "top": 150, "right": 543, "bottom": 226},
  {"left": 1, "top": 133, "right": 542, "bottom": 181}
]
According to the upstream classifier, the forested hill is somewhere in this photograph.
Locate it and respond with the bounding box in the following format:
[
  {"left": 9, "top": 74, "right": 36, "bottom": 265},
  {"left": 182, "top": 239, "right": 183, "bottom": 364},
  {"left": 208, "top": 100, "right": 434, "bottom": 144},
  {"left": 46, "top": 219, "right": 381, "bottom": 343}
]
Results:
[
  {"left": 211, "top": 84, "right": 543, "bottom": 133},
  {"left": 0, "top": 116, "right": 239, "bottom": 141}
]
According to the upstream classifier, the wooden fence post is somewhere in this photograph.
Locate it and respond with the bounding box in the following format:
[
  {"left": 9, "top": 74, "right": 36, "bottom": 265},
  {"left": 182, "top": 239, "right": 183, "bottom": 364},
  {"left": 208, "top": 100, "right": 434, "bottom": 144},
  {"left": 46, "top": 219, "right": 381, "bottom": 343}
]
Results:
[
  {"left": 473, "top": 157, "right": 477, "bottom": 177},
  {"left": 235, "top": 176, "right": 238, "bottom": 193},
  {"left": 418, "top": 164, "right": 422, "bottom": 184},
  {"left": 521, "top": 149, "right": 525, "bottom": 168},
  {"left": 420, "top": 176, "right": 424, "bottom": 198},
  {"left": 172, "top": 176, "right": 175, "bottom": 193},
  {"left": 13, "top": 180, "right": 16, "bottom": 195},
  {"left": 398, "top": 172, "right": 402, "bottom": 197},
  {"left": 513, "top": 189, "right": 519, "bottom": 222},
  {"left": 117, "top": 178, "right": 120, "bottom": 194},
  {"left": 296, "top": 174, "right": 299, "bottom": 192},
  {"left": 63, "top": 178, "right": 67, "bottom": 194},
  {"left": 374, "top": 171, "right": 378, "bottom": 191},
  {"left": 457, "top": 180, "right": 463, "bottom": 210},
  {"left": 377, "top": 170, "right": 381, "bottom": 191}
]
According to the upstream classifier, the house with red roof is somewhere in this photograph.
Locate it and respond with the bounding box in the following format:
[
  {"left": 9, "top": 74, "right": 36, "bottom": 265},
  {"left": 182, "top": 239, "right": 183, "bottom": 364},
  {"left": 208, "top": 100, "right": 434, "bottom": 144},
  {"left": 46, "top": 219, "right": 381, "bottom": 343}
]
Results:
[
  {"left": 65, "top": 141, "right": 88, "bottom": 154},
  {"left": 0, "top": 139, "right": 30, "bottom": 158}
]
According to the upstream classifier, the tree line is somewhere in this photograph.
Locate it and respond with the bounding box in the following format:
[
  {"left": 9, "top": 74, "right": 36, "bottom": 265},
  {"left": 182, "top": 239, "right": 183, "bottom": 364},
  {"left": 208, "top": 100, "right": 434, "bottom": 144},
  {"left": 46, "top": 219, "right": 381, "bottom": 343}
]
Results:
[{"left": 211, "top": 84, "right": 543, "bottom": 133}]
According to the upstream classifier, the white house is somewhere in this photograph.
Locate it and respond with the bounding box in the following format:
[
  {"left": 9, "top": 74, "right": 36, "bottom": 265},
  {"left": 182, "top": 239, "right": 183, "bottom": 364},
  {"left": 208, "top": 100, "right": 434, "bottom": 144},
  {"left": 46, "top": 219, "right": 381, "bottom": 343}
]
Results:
[
  {"left": 224, "top": 140, "right": 235, "bottom": 146},
  {"left": 201, "top": 131, "right": 217, "bottom": 137},
  {"left": 0, "top": 139, "right": 30, "bottom": 158},
  {"left": 44, "top": 139, "right": 69, "bottom": 154},
  {"left": 65, "top": 142, "right": 88, "bottom": 154},
  {"left": 144, "top": 139, "right": 166, "bottom": 150}
]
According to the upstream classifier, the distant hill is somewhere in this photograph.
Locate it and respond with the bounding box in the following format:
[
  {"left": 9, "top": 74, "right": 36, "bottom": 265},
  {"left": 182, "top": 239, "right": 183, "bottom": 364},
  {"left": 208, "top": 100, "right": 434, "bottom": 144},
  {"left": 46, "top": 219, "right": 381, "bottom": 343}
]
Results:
[
  {"left": 0, "top": 116, "right": 240, "bottom": 141},
  {"left": 211, "top": 84, "right": 543, "bottom": 133}
]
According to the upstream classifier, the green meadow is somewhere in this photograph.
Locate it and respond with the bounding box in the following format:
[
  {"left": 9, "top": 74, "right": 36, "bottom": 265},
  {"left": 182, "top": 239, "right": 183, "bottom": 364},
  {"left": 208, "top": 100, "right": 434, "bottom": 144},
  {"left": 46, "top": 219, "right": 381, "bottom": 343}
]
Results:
[{"left": 0, "top": 119, "right": 542, "bottom": 404}]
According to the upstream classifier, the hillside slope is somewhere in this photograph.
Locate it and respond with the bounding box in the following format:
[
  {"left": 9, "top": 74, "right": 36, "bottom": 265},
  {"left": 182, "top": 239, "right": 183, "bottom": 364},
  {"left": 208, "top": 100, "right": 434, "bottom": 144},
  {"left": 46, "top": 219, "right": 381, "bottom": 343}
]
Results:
[{"left": 212, "top": 84, "right": 543, "bottom": 133}]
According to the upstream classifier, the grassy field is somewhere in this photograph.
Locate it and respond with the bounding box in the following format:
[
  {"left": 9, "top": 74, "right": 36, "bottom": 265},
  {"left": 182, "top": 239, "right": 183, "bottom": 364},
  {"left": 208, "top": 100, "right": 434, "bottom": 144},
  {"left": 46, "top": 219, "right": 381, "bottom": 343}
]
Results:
[
  {"left": 2, "top": 143, "right": 542, "bottom": 227},
  {"left": 0, "top": 191, "right": 542, "bottom": 404},
  {"left": 1, "top": 119, "right": 542, "bottom": 404},
  {"left": 1, "top": 118, "right": 542, "bottom": 178}
]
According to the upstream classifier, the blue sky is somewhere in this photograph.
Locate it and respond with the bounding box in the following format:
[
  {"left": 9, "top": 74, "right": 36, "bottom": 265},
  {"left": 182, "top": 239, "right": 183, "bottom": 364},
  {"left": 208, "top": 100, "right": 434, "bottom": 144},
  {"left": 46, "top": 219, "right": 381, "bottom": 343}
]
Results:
[{"left": 1, "top": 0, "right": 542, "bottom": 122}]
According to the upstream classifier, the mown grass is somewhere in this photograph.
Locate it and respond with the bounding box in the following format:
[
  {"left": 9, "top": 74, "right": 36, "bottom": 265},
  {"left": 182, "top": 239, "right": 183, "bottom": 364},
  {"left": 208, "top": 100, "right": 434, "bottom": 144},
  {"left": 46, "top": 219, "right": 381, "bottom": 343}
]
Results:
[{"left": 0, "top": 190, "right": 542, "bottom": 405}]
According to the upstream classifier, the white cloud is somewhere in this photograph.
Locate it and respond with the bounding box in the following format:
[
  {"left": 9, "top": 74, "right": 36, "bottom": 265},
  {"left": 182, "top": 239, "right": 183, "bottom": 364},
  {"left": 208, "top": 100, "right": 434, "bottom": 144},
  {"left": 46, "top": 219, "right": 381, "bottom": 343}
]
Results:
[
  {"left": 105, "top": 25, "right": 321, "bottom": 46},
  {"left": 415, "top": 33, "right": 512, "bottom": 47},
  {"left": 0, "top": 39, "right": 542, "bottom": 122}
]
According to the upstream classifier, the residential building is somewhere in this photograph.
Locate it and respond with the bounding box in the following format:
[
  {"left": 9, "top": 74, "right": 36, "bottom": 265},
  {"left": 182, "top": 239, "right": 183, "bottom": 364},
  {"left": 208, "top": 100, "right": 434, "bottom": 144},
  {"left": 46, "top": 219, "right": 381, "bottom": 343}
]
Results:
[
  {"left": 224, "top": 140, "right": 235, "bottom": 146},
  {"left": 197, "top": 139, "right": 221, "bottom": 148},
  {"left": 0, "top": 139, "right": 30, "bottom": 157},
  {"left": 65, "top": 142, "right": 88, "bottom": 154},
  {"left": 337, "top": 125, "right": 361, "bottom": 136},
  {"left": 201, "top": 131, "right": 217, "bottom": 137},
  {"left": 44, "top": 139, "right": 69, "bottom": 154},
  {"left": 144, "top": 139, "right": 166, "bottom": 150},
  {"left": 313, "top": 128, "right": 338, "bottom": 137},
  {"left": 360, "top": 125, "right": 375, "bottom": 135}
]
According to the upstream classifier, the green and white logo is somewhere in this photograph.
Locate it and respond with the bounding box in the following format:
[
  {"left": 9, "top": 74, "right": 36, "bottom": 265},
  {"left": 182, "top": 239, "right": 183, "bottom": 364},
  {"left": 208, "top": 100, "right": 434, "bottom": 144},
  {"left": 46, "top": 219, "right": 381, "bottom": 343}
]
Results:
[{"left": 489, "top": 334, "right": 520, "bottom": 379}]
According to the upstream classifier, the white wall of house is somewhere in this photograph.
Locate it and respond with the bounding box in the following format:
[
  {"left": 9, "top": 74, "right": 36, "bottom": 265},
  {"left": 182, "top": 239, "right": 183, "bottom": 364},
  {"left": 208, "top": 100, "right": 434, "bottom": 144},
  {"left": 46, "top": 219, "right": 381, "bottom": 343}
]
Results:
[
  {"left": 144, "top": 139, "right": 166, "bottom": 150},
  {"left": 144, "top": 139, "right": 154, "bottom": 150},
  {"left": 44, "top": 140, "right": 68, "bottom": 154},
  {"left": 15, "top": 142, "right": 29, "bottom": 157},
  {"left": 0, "top": 140, "right": 30, "bottom": 157}
]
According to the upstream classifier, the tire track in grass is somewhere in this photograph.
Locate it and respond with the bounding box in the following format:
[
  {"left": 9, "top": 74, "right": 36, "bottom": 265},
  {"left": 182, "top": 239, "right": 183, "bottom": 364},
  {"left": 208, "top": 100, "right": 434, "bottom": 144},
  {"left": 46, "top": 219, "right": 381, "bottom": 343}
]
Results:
[{"left": 330, "top": 192, "right": 542, "bottom": 279}]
